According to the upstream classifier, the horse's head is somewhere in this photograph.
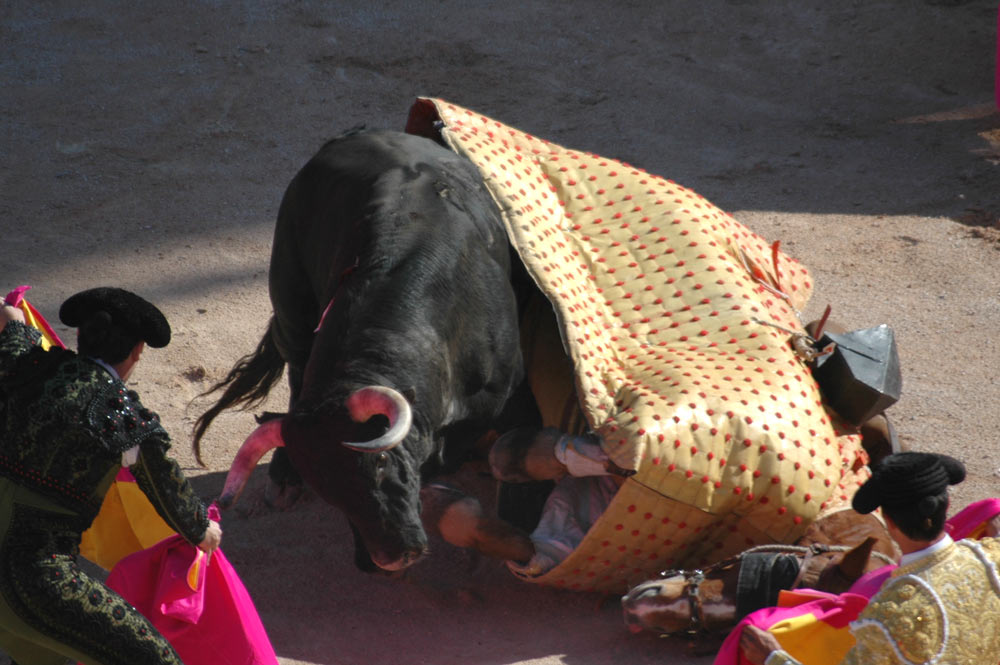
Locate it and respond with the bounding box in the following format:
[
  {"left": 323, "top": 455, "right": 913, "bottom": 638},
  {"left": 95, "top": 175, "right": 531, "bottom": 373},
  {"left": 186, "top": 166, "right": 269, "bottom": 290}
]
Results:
[
  {"left": 794, "top": 508, "right": 901, "bottom": 589},
  {"left": 621, "top": 536, "right": 893, "bottom": 639},
  {"left": 621, "top": 561, "right": 739, "bottom": 637},
  {"left": 809, "top": 536, "right": 880, "bottom": 594},
  {"left": 622, "top": 572, "right": 694, "bottom": 635}
]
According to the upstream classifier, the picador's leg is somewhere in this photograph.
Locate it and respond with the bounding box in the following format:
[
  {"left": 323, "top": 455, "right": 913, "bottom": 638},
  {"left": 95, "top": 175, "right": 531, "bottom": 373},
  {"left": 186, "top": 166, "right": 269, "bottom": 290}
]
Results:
[{"left": 859, "top": 412, "right": 903, "bottom": 467}]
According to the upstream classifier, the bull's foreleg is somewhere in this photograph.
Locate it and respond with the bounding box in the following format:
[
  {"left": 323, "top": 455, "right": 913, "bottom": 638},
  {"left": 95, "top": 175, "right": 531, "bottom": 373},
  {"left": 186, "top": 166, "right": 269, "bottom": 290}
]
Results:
[
  {"left": 265, "top": 446, "right": 304, "bottom": 509},
  {"left": 420, "top": 483, "right": 534, "bottom": 563},
  {"left": 265, "top": 364, "right": 306, "bottom": 510}
]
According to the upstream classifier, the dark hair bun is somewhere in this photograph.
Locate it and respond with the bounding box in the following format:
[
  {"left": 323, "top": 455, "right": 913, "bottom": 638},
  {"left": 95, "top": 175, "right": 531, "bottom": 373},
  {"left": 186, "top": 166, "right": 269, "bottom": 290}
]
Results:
[
  {"left": 852, "top": 452, "right": 966, "bottom": 515},
  {"left": 918, "top": 494, "right": 942, "bottom": 517}
]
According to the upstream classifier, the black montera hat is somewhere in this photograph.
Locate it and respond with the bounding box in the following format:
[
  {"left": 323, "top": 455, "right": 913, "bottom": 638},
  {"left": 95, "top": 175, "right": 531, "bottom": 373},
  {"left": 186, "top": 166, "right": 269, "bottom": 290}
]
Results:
[
  {"left": 59, "top": 287, "right": 171, "bottom": 348},
  {"left": 852, "top": 451, "right": 965, "bottom": 515}
]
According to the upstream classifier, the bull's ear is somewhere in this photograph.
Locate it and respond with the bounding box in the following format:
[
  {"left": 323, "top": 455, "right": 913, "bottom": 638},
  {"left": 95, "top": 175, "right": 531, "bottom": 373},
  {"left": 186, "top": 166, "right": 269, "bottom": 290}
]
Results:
[{"left": 837, "top": 537, "right": 877, "bottom": 581}]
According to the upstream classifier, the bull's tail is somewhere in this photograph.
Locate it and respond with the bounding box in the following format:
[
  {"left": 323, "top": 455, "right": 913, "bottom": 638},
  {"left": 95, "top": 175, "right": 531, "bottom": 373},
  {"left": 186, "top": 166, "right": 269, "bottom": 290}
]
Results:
[{"left": 192, "top": 322, "right": 286, "bottom": 466}]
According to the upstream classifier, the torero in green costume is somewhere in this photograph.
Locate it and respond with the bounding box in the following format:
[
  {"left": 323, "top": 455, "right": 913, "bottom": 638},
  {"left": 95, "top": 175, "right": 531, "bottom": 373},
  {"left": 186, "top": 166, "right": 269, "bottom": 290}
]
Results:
[{"left": 0, "top": 287, "right": 222, "bottom": 665}]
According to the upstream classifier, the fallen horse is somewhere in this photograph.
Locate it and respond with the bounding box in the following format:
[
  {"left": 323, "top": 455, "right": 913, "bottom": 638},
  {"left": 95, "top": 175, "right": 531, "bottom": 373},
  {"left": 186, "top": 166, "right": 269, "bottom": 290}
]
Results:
[
  {"left": 194, "top": 98, "right": 900, "bottom": 595},
  {"left": 620, "top": 503, "right": 900, "bottom": 641}
]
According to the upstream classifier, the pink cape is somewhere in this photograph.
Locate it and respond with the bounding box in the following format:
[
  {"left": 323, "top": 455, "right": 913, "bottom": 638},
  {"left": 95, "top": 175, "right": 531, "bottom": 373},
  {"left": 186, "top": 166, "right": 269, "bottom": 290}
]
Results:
[
  {"left": 3, "top": 285, "right": 66, "bottom": 350},
  {"left": 104, "top": 506, "right": 278, "bottom": 665}
]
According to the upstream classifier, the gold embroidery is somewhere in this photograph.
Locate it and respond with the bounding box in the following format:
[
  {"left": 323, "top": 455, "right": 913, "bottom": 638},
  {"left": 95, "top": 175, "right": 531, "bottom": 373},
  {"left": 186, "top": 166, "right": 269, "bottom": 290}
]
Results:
[{"left": 851, "top": 540, "right": 1000, "bottom": 665}]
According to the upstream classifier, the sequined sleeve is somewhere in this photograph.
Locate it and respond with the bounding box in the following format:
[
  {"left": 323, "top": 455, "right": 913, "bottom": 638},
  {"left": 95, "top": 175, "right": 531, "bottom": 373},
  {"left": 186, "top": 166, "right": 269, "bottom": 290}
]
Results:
[
  {"left": 841, "top": 622, "right": 905, "bottom": 664},
  {"left": 130, "top": 430, "right": 209, "bottom": 546},
  {"left": 0, "top": 319, "right": 42, "bottom": 377}
]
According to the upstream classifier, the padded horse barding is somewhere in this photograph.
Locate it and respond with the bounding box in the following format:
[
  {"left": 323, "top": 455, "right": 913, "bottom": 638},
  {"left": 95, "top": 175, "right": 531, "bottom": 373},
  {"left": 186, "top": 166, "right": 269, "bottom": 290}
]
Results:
[
  {"left": 734, "top": 551, "right": 802, "bottom": 618},
  {"left": 409, "top": 98, "right": 871, "bottom": 593}
]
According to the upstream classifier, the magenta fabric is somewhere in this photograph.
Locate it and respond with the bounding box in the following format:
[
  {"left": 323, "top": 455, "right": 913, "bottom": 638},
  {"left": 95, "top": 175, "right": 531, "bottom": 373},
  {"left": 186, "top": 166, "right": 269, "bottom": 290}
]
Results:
[
  {"left": 945, "top": 497, "right": 1000, "bottom": 539},
  {"left": 104, "top": 505, "right": 278, "bottom": 665},
  {"left": 713, "top": 592, "right": 870, "bottom": 665},
  {"left": 3, "top": 285, "right": 31, "bottom": 307},
  {"left": 844, "top": 565, "right": 892, "bottom": 598}
]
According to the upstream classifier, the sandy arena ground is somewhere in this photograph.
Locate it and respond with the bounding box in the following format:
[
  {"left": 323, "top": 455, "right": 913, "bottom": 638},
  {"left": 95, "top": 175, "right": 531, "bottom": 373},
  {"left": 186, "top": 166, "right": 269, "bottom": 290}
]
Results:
[{"left": 2, "top": 2, "right": 999, "bottom": 663}]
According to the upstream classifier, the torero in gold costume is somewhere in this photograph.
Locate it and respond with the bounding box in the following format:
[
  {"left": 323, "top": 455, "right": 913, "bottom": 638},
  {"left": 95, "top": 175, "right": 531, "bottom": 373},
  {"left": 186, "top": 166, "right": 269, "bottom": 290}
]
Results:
[{"left": 743, "top": 452, "right": 1000, "bottom": 665}]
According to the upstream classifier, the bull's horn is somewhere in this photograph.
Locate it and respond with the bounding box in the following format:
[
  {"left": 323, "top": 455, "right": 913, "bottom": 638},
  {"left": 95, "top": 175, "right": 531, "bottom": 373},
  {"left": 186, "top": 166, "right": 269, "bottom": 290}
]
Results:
[
  {"left": 218, "top": 419, "right": 285, "bottom": 509},
  {"left": 342, "top": 385, "right": 412, "bottom": 453}
]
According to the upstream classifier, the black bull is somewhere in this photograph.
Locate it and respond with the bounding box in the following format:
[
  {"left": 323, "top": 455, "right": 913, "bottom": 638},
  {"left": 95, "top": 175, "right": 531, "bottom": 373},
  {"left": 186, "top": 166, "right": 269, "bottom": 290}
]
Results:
[{"left": 193, "top": 128, "right": 542, "bottom": 572}]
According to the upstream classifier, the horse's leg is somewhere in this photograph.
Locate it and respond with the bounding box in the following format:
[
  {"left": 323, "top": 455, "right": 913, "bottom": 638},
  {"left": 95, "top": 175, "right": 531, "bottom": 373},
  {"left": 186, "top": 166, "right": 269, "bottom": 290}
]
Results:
[
  {"left": 489, "top": 426, "right": 567, "bottom": 482},
  {"left": 489, "top": 428, "right": 633, "bottom": 482},
  {"left": 421, "top": 483, "right": 535, "bottom": 563}
]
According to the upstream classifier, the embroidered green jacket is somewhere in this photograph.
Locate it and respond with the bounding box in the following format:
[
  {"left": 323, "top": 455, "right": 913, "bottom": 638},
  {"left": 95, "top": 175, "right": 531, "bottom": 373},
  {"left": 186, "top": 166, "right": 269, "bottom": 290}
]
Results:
[{"left": 0, "top": 320, "right": 208, "bottom": 545}]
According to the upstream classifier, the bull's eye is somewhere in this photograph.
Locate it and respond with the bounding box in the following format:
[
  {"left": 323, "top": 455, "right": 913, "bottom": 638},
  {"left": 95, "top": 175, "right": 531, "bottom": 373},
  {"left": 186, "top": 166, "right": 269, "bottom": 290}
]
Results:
[{"left": 375, "top": 452, "right": 389, "bottom": 484}]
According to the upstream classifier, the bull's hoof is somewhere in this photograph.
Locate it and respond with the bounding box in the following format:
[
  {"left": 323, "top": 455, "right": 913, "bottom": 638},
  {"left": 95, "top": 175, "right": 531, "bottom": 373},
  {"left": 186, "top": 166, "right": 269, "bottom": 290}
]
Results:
[
  {"left": 489, "top": 426, "right": 566, "bottom": 483},
  {"left": 264, "top": 479, "right": 303, "bottom": 510}
]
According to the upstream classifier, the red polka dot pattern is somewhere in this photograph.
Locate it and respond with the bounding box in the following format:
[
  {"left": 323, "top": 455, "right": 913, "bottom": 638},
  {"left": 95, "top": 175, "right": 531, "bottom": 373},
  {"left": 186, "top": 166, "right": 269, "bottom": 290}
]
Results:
[{"left": 420, "top": 99, "right": 870, "bottom": 593}]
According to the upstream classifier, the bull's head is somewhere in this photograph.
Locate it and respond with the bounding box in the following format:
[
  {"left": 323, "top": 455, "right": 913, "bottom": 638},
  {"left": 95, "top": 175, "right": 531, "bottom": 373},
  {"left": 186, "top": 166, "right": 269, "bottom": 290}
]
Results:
[{"left": 219, "top": 385, "right": 429, "bottom": 571}]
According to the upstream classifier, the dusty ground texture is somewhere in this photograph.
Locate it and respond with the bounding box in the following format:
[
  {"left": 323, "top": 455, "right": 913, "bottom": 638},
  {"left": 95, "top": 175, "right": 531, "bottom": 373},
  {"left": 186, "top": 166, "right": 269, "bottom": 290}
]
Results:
[{"left": 2, "top": 1, "right": 999, "bottom": 663}]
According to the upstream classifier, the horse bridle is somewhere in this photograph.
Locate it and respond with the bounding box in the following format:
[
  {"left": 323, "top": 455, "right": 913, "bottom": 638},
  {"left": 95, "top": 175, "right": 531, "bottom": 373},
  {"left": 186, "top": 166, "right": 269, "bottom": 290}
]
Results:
[
  {"left": 791, "top": 543, "right": 836, "bottom": 589},
  {"left": 658, "top": 543, "right": 896, "bottom": 636},
  {"left": 679, "top": 568, "right": 708, "bottom": 634},
  {"left": 657, "top": 556, "right": 741, "bottom": 636}
]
